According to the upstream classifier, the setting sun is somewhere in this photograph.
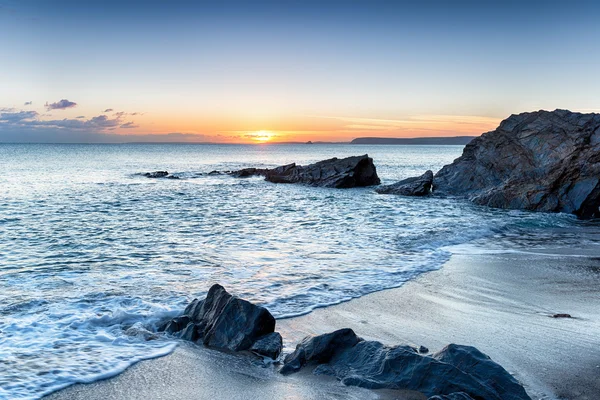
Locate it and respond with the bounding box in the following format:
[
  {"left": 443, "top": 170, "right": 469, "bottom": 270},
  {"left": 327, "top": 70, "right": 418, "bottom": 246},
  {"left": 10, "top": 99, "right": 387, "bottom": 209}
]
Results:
[{"left": 252, "top": 130, "right": 274, "bottom": 142}]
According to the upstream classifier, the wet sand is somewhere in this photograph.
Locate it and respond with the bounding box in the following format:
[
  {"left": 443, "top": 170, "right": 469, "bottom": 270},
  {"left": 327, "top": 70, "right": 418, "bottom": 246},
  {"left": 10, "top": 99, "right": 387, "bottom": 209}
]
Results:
[{"left": 46, "top": 245, "right": 600, "bottom": 400}]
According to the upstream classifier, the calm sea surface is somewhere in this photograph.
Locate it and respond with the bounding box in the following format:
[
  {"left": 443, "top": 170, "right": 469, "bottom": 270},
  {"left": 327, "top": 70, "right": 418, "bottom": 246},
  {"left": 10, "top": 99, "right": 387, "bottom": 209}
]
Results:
[{"left": 0, "top": 143, "right": 591, "bottom": 399}]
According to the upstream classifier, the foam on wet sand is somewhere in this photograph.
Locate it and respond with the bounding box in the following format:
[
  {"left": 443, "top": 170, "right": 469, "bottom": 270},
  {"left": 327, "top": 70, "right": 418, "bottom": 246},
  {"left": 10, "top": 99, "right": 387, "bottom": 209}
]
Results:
[{"left": 46, "top": 244, "right": 600, "bottom": 400}]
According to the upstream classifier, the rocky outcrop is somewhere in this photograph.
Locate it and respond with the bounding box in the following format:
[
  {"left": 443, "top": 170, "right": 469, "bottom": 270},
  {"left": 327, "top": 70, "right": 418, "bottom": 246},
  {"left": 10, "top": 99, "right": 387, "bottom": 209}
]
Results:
[
  {"left": 280, "top": 329, "right": 530, "bottom": 400},
  {"left": 433, "top": 109, "right": 600, "bottom": 219},
  {"left": 230, "top": 155, "right": 380, "bottom": 188},
  {"left": 159, "top": 284, "right": 281, "bottom": 358},
  {"left": 376, "top": 170, "right": 433, "bottom": 196}
]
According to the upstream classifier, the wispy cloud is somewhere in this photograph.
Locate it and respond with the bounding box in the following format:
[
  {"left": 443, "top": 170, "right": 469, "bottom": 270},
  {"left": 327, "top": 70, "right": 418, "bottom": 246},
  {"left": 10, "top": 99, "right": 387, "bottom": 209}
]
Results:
[
  {"left": 114, "top": 111, "right": 143, "bottom": 117},
  {"left": 0, "top": 110, "right": 39, "bottom": 122},
  {"left": 24, "top": 101, "right": 32, "bottom": 106},
  {"left": 120, "top": 122, "right": 139, "bottom": 129},
  {"left": 103, "top": 108, "right": 113, "bottom": 113},
  {"left": 45, "top": 99, "right": 77, "bottom": 110}
]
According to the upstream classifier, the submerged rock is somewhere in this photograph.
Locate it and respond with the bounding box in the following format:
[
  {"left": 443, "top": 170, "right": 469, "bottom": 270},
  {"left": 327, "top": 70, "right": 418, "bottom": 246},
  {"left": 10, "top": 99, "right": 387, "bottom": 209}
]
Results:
[
  {"left": 280, "top": 329, "right": 530, "bottom": 400},
  {"left": 141, "top": 171, "right": 180, "bottom": 179},
  {"left": 159, "top": 284, "right": 281, "bottom": 357},
  {"left": 231, "top": 167, "right": 269, "bottom": 178},
  {"left": 230, "top": 155, "right": 380, "bottom": 188},
  {"left": 551, "top": 313, "right": 572, "bottom": 318},
  {"left": 433, "top": 109, "right": 600, "bottom": 219},
  {"left": 376, "top": 170, "right": 433, "bottom": 196},
  {"left": 143, "top": 171, "right": 169, "bottom": 178}
]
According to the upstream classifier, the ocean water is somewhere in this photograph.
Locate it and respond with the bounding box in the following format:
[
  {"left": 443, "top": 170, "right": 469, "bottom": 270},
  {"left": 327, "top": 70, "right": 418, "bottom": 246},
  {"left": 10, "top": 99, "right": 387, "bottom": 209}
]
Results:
[{"left": 0, "top": 143, "right": 585, "bottom": 399}]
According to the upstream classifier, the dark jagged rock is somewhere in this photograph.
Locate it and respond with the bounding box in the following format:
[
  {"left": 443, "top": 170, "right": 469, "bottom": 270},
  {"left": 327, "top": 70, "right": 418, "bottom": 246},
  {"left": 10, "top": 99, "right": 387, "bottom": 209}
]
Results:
[
  {"left": 376, "top": 170, "right": 433, "bottom": 196},
  {"left": 280, "top": 328, "right": 361, "bottom": 375},
  {"left": 419, "top": 345, "right": 429, "bottom": 354},
  {"left": 280, "top": 329, "right": 530, "bottom": 400},
  {"left": 158, "top": 316, "right": 191, "bottom": 334},
  {"left": 250, "top": 332, "right": 283, "bottom": 359},
  {"left": 433, "top": 109, "right": 600, "bottom": 219},
  {"left": 159, "top": 284, "right": 280, "bottom": 355},
  {"left": 433, "top": 344, "right": 530, "bottom": 400},
  {"left": 231, "top": 167, "right": 269, "bottom": 178},
  {"left": 143, "top": 171, "right": 169, "bottom": 178},
  {"left": 230, "top": 155, "right": 380, "bottom": 188}
]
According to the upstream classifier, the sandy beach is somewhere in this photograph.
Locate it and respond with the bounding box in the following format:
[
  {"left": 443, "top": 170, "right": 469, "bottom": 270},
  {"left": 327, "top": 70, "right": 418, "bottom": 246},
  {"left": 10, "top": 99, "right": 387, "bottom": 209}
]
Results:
[{"left": 46, "top": 243, "right": 600, "bottom": 400}]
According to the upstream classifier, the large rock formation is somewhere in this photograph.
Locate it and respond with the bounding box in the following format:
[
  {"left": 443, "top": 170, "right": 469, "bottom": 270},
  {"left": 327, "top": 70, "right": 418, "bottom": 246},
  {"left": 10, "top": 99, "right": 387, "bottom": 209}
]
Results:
[
  {"left": 158, "top": 284, "right": 281, "bottom": 358},
  {"left": 281, "top": 329, "right": 530, "bottom": 400},
  {"left": 433, "top": 109, "right": 600, "bottom": 219},
  {"left": 231, "top": 155, "right": 380, "bottom": 188},
  {"left": 376, "top": 170, "right": 433, "bottom": 196}
]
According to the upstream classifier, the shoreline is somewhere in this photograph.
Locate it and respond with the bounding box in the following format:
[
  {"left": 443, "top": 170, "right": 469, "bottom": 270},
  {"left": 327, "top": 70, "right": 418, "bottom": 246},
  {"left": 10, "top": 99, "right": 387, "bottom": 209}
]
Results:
[{"left": 46, "top": 243, "right": 600, "bottom": 400}]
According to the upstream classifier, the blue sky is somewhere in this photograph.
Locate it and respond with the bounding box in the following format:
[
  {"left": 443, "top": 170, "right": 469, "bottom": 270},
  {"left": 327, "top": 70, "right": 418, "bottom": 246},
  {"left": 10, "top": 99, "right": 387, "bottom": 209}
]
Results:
[{"left": 1, "top": 0, "right": 599, "bottom": 142}]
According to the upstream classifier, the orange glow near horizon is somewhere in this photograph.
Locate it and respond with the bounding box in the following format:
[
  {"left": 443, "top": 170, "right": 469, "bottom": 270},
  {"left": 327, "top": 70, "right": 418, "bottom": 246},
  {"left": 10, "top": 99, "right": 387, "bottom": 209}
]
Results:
[
  {"left": 251, "top": 130, "right": 275, "bottom": 142},
  {"left": 123, "top": 114, "right": 502, "bottom": 143},
  {"left": 50, "top": 110, "right": 503, "bottom": 143}
]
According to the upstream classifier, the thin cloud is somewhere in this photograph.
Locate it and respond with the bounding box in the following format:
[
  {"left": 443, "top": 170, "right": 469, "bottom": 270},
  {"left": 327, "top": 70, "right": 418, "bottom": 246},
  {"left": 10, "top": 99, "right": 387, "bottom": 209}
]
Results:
[
  {"left": 104, "top": 108, "right": 113, "bottom": 112},
  {"left": 24, "top": 101, "right": 32, "bottom": 106},
  {"left": 0, "top": 110, "right": 39, "bottom": 122},
  {"left": 120, "top": 122, "right": 139, "bottom": 129},
  {"left": 114, "top": 111, "right": 143, "bottom": 117},
  {"left": 45, "top": 99, "right": 77, "bottom": 110}
]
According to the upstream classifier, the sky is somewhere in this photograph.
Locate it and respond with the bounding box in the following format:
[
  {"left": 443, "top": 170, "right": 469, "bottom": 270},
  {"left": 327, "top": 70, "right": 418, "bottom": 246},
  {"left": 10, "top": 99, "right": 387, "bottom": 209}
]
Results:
[{"left": 1, "top": 0, "right": 599, "bottom": 143}]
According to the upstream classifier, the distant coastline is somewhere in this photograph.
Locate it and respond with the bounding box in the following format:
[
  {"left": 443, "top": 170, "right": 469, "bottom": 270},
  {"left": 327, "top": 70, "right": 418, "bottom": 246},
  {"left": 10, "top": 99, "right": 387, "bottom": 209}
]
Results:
[
  {"left": 0, "top": 136, "right": 477, "bottom": 145},
  {"left": 350, "top": 136, "right": 476, "bottom": 145}
]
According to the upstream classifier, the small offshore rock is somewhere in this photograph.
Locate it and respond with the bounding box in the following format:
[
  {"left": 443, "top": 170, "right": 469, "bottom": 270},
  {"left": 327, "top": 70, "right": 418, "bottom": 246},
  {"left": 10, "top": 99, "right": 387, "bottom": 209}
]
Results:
[
  {"left": 250, "top": 332, "right": 283, "bottom": 359},
  {"left": 419, "top": 345, "right": 429, "bottom": 354},
  {"left": 230, "top": 167, "right": 269, "bottom": 178},
  {"left": 376, "top": 170, "right": 433, "bottom": 196},
  {"left": 143, "top": 171, "right": 169, "bottom": 178},
  {"left": 552, "top": 313, "right": 572, "bottom": 318}
]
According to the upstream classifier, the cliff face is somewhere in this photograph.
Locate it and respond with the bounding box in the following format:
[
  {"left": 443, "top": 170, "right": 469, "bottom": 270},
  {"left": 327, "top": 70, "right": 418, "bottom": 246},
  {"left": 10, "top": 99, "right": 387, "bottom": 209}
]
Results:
[{"left": 433, "top": 109, "right": 600, "bottom": 219}]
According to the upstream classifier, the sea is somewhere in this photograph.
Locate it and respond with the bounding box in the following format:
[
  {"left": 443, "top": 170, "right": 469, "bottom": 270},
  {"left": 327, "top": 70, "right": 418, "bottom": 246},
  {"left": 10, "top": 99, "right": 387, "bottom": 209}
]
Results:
[{"left": 0, "top": 143, "right": 595, "bottom": 399}]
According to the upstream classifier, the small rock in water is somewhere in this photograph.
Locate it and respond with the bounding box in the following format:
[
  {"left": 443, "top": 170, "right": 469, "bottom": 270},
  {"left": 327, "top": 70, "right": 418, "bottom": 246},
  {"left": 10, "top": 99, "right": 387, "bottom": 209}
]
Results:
[
  {"left": 552, "top": 313, "right": 572, "bottom": 318},
  {"left": 419, "top": 345, "right": 429, "bottom": 354},
  {"left": 376, "top": 170, "right": 434, "bottom": 196},
  {"left": 143, "top": 171, "right": 169, "bottom": 178}
]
